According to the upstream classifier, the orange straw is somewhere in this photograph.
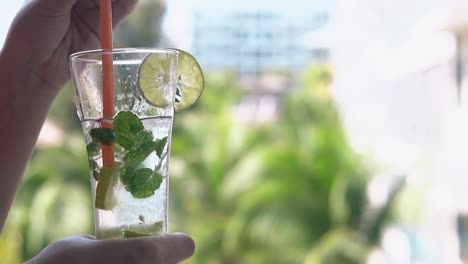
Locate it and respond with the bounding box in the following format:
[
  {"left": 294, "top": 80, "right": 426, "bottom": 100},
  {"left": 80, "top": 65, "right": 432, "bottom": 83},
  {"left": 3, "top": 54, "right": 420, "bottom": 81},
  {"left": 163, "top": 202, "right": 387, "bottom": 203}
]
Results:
[{"left": 100, "top": 0, "right": 115, "bottom": 167}]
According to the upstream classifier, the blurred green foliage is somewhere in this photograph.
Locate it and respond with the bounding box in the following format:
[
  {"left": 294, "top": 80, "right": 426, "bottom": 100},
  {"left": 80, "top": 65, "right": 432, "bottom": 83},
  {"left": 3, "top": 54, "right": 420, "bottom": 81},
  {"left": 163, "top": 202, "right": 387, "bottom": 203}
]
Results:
[
  {"left": 0, "top": 1, "right": 404, "bottom": 262},
  {"left": 0, "top": 65, "right": 403, "bottom": 263},
  {"left": 168, "top": 67, "right": 386, "bottom": 264},
  {"left": 113, "top": 0, "right": 166, "bottom": 48},
  {"left": 0, "top": 134, "right": 93, "bottom": 262}
]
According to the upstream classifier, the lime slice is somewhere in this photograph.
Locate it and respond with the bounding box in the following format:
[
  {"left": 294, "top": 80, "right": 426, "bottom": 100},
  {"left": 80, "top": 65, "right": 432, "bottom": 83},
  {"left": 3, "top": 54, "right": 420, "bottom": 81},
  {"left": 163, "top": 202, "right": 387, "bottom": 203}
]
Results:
[
  {"left": 123, "top": 230, "right": 151, "bottom": 238},
  {"left": 123, "top": 221, "right": 163, "bottom": 238},
  {"left": 138, "top": 49, "right": 205, "bottom": 111},
  {"left": 173, "top": 49, "right": 205, "bottom": 111},
  {"left": 97, "top": 221, "right": 163, "bottom": 239},
  {"left": 95, "top": 166, "right": 120, "bottom": 211}
]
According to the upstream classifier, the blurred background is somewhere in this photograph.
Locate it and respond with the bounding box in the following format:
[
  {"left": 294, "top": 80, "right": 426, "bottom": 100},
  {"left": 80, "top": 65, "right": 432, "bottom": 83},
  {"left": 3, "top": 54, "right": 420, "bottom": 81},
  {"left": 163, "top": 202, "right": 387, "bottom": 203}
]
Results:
[{"left": 3, "top": 0, "right": 468, "bottom": 263}]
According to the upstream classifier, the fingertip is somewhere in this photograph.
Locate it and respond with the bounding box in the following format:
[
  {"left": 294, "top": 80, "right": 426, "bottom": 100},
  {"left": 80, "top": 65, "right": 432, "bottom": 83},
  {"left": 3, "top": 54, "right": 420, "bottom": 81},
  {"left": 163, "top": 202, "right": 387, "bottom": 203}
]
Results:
[
  {"left": 171, "top": 233, "right": 196, "bottom": 257},
  {"left": 149, "top": 233, "right": 195, "bottom": 262}
]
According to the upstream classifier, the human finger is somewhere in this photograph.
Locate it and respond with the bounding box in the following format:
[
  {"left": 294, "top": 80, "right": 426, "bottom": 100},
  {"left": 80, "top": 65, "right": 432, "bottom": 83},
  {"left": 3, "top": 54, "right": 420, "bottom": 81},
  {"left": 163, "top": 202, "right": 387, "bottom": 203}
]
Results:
[
  {"left": 30, "top": 0, "right": 78, "bottom": 13},
  {"left": 72, "top": 0, "right": 139, "bottom": 38},
  {"left": 74, "top": 0, "right": 138, "bottom": 26},
  {"left": 92, "top": 233, "right": 195, "bottom": 264}
]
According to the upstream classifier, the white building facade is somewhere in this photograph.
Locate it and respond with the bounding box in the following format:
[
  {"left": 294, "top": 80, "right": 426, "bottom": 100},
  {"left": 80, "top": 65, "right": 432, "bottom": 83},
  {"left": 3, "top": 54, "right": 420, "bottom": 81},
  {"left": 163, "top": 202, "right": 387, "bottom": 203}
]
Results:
[{"left": 188, "top": 0, "right": 332, "bottom": 75}]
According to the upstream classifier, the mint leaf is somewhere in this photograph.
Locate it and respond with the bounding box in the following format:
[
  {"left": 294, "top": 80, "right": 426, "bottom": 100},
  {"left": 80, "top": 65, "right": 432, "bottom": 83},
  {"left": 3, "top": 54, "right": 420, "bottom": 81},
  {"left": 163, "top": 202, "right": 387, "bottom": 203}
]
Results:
[
  {"left": 87, "top": 141, "right": 101, "bottom": 156},
  {"left": 111, "top": 111, "right": 166, "bottom": 199},
  {"left": 122, "top": 170, "right": 132, "bottom": 190},
  {"left": 90, "top": 128, "right": 116, "bottom": 145},
  {"left": 123, "top": 140, "right": 156, "bottom": 170},
  {"left": 132, "top": 130, "right": 154, "bottom": 151},
  {"left": 154, "top": 137, "right": 168, "bottom": 158},
  {"left": 88, "top": 159, "right": 100, "bottom": 181},
  {"left": 121, "top": 138, "right": 157, "bottom": 189},
  {"left": 114, "top": 111, "right": 144, "bottom": 149},
  {"left": 86, "top": 143, "right": 101, "bottom": 180},
  {"left": 127, "top": 168, "right": 163, "bottom": 199}
]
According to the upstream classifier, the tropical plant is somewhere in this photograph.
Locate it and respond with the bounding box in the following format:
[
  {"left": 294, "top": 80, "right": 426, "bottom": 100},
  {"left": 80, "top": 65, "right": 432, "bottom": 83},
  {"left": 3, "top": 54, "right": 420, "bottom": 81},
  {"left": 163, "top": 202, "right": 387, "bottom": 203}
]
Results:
[
  {"left": 0, "top": 0, "right": 404, "bottom": 258},
  {"left": 167, "top": 66, "right": 399, "bottom": 264},
  {"left": 0, "top": 63, "right": 404, "bottom": 263},
  {"left": 0, "top": 136, "right": 94, "bottom": 262}
]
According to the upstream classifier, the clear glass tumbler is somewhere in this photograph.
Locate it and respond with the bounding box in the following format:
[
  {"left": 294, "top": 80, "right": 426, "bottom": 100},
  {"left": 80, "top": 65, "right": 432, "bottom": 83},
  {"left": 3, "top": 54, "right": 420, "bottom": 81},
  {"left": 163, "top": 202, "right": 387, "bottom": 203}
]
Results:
[{"left": 70, "top": 48, "right": 178, "bottom": 239}]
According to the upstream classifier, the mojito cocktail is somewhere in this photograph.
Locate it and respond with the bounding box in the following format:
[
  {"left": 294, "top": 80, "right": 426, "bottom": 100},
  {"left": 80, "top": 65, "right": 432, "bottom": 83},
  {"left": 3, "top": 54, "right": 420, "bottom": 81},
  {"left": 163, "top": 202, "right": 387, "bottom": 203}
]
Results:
[
  {"left": 67, "top": 0, "right": 205, "bottom": 241},
  {"left": 70, "top": 48, "right": 203, "bottom": 239}
]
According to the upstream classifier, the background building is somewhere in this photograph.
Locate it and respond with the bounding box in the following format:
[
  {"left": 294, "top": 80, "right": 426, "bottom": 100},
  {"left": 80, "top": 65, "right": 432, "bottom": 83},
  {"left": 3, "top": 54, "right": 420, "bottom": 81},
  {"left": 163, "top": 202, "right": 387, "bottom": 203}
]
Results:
[{"left": 185, "top": 0, "right": 331, "bottom": 76}]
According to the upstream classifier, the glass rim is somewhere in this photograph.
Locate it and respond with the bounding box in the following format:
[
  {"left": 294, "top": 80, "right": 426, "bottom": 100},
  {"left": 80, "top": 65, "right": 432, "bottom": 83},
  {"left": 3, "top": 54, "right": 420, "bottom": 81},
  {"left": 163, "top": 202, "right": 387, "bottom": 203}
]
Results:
[{"left": 69, "top": 48, "right": 178, "bottom": 61}]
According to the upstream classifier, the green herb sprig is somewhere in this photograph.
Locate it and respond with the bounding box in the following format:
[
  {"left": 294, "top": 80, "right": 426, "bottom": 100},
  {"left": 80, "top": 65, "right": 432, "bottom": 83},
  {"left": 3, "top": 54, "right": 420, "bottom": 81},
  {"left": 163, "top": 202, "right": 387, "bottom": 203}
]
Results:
[{"left": 89, "top": 111, "right": 168, "bottom": 199}]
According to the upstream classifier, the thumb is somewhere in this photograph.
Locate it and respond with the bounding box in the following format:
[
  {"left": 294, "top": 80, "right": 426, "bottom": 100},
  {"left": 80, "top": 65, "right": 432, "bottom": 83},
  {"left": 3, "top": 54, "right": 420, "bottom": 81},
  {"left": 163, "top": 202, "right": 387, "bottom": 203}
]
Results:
[{"left": 94, "top": 233, "right": 196, "bottom": 264}]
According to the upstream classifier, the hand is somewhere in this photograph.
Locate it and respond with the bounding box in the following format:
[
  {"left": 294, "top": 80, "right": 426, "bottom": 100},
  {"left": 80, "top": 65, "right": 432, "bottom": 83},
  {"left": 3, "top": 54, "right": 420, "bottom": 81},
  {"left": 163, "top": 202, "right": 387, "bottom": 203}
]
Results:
[
  {"left": 2, "top": 0, "right": 138, "bottom": 93},
  {"left": 0, "top": 0, "right": 139, "bottom": 231},
  {"left": 25, "top": 233, "right": 195, "bottom": 264}
]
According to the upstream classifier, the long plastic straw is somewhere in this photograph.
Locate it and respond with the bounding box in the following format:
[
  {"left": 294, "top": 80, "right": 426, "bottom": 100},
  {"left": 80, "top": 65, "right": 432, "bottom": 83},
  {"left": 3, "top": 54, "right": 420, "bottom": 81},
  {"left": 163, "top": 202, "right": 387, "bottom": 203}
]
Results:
[{"left": 100, "top": 0, "right": 115, "bottom": 167}]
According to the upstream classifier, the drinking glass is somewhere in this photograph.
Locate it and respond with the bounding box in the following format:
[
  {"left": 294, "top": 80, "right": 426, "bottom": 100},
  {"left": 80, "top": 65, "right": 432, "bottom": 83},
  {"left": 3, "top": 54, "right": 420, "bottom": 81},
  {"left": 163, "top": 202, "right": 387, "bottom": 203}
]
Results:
[{"left": 70, "top": 48, "right": 178, "bottom": 239}]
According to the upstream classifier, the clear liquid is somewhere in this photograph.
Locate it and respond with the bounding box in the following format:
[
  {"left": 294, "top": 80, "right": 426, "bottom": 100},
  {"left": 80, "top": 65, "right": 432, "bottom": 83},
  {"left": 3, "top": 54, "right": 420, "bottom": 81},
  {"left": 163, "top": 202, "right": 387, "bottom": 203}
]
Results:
[{"left": 81, "top": 116, "right": 173, "bottom": 239}]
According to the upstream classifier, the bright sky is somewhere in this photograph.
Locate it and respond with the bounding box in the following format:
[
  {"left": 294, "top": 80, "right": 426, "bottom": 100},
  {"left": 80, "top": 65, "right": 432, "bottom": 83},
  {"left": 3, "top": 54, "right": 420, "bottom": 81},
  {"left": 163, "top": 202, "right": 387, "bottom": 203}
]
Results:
[{"left": 0, "top": 1, "right": 23, "bottom": 49}]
